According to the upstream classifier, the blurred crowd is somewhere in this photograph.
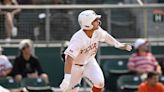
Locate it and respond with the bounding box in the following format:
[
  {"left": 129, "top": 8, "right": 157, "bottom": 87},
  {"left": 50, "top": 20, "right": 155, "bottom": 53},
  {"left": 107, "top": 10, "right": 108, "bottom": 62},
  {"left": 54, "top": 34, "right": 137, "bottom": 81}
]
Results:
[
  {"left": 0, "top": 0, "right": 163, "bottom": 92},
  {"left": 1, "top": 38, "right": 164, "bottom": 92},
  {"left": 0, "top": 39, "right": 49, "bottom": 92},
  {"left": 128, "top": 38, "right": 164, "bottom": 92},
  {"left": 0, "top": 0, "right": 163, "bottom": 41}
]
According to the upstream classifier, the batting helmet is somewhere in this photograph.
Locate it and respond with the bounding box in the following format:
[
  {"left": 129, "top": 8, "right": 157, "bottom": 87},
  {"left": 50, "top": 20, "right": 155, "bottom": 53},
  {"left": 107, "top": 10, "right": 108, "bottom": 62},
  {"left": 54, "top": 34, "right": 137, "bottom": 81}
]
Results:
[{"left": 78, "top": 10, "right": 101, "bottom": 30}]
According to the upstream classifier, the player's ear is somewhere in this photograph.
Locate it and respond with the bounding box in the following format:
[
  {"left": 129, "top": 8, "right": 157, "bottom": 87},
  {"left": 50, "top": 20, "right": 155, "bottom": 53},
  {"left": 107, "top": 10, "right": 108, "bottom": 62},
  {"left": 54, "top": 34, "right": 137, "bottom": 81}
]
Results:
[{"left": 98, "top": 20, "right": 101, "bottom": 25}]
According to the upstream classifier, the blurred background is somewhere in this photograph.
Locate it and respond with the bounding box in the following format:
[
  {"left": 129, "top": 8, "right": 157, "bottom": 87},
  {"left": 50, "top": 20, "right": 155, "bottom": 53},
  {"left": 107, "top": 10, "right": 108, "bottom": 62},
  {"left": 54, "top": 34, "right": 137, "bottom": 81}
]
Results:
[{"left": 0, "top": 0, "right": 164, "bottom": 92}]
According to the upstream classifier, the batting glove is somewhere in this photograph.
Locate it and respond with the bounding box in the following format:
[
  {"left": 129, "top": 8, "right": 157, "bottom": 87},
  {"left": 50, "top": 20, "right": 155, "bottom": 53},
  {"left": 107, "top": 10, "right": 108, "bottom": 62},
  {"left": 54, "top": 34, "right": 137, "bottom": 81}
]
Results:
[
  {"left": 119, "top": 43, "right": 132, "bottom": 51},
  {"left": 125, "top": 44, "right": 132, "bottom": 51},
  {"left": 60, "top": 74, "right": 71, "bottom": 91}
]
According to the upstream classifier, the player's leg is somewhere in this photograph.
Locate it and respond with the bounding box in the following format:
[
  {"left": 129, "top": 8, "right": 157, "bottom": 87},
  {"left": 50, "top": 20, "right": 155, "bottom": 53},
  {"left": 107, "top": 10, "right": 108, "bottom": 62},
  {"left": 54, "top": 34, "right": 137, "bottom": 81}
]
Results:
[
  {"left": 5, "top": 13, "right": 13, "bottom": 39},
  {"left": 83, "top": 58, "right": 104, "bottom": 92},
  {"left": 68, "top": 64, "right": 84, "bottom": 92}
]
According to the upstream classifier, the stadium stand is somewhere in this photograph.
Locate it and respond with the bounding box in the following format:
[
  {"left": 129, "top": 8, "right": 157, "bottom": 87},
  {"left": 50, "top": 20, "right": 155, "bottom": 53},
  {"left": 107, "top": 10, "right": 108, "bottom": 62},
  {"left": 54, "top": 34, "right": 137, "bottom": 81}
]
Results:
[
  {"left": 21, "top": 78, "right": 48, "bottom": 87},
  {"left": 103, "top": 0, "right": 138, "bottom": 38},
  {"left": 21, "top": 77, "right": 52, "bottom": 92},
  {"left": 0, "top": 1, "right": 164, "bottom": 92},
  {"left": 0, "top": 77, "right": 20, "bottom": 89},
  {"left": 50, "top": 12, "right": 73, "bottom": 40},
  {"left": 159, "top": 76, "right": 164, "bottom": 84},
  {"left": 17, "top": 10, "right": 43, "bottom": 40},
  {"left": 117, "top": 75, "right": 142, "bottom": 92},
  {"left": 101, "top": 59, "right": 131, "bottom": 92}
]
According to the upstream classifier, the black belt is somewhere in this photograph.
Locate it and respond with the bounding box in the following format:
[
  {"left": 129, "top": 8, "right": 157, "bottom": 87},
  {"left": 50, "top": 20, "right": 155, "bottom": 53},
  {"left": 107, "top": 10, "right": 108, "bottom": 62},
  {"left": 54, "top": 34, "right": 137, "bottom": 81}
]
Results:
[{"left": 74, "top": 64, "right": 84, "bottom": 66}]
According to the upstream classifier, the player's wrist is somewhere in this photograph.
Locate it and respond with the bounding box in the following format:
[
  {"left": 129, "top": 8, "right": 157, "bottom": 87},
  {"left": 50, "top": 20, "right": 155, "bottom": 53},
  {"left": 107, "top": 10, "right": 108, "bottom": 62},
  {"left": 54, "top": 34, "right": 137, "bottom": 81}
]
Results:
[{"left": 64, "top": 74, "right": 71, "bottom": 81}]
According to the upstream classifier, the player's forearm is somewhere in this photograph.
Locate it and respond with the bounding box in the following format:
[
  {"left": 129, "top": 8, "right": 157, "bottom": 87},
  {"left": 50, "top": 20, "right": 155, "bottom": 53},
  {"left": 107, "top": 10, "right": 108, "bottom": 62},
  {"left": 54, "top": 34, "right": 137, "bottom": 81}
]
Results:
[
  {"left": 156, "top": 65, "right": 162, "bottom": 74},
  {"left": 105, "top": 33, "right": 124, "bottom": 48},
  {"left": 128, "top": 66, "right": 136, "bottom": 72},
  {"left": 64, "top": 55, "right": 73, "bottom": 74},
  {"left": 12, "top": 8, "right": 21, "bottom": 15},
  {"left": 5, "top": 68, "right": 12, "bottom": 74},
  {"left": 3, "top": 68, "right": 12, "bottom": 76},
  {"left": 115, "top": 43, "right": 132, "bottom": 51},
  {"left": 11, "top": 0, "right": 21, "bottom": 15}
]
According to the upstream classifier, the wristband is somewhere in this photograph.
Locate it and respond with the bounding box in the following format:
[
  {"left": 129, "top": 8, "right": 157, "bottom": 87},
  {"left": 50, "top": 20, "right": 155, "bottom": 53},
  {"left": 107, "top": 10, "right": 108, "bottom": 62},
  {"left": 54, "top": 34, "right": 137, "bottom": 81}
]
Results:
[{"left": 64, "top": 74, "right": 71, "bottom": 80}]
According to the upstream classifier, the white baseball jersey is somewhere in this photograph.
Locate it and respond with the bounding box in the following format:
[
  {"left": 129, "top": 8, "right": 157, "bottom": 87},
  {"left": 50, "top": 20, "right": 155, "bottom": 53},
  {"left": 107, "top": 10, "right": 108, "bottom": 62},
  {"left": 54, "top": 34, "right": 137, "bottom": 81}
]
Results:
[
  {"left": 0, "top": 86, "right": 10, "bottom": 92},
  {"left": 0, "top": 55, "right": 12, "bottom": 73},
  {"left": 64, "top": 27, "right": 124, "bottom": 65}
]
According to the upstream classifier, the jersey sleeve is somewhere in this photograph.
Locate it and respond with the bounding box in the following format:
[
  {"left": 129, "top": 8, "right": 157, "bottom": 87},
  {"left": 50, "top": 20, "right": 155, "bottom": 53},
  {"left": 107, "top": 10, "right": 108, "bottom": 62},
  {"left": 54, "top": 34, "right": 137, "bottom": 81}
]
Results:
[
  {"left": 138, "top": 86, "right": 144, "bottom": 92},
  {"left": 64, "top": 37, "right": 82, "bottom": 59},
  {"left": 98, "top": 27, "right": 124, "bottom": 48},
  {"left": 12, "top": 58, "right": 21, "bottom": 76},
  {"left": 137, "top": 83, "right": 146, "bottom": 92},
  {"left": 3, "top": 56, "right": 12, "bottom": 69},
  {"left": 34, "top": 58, "right": 44, "bottom": 75}
]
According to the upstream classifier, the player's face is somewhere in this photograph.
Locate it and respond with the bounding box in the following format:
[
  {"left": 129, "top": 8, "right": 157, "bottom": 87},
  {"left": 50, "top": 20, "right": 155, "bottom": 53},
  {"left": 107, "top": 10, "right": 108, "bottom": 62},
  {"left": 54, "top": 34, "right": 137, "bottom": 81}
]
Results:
[
  {"left": 149, "top": 75, "right": 159, "bottom": 86},
  {"left": 92, "top": 18, "right": 100, "bottom": 30},
  {"left": 22, "top": 47, "right": 32, "bottom": 56},
  {"left": 139, "top": 44, "right": 149, "bottom": 52}
]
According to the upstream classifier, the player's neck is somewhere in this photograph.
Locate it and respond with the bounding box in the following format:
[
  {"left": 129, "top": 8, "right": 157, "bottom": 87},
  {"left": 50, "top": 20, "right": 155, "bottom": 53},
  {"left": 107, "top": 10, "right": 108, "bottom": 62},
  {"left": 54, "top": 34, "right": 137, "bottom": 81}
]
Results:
[
  {"left": 23, "top": 54, "right": 31, "bottom": 61},
  {"left": 147, "top": 82, "right": 156, "bottom": 87},
  {"left": 83, "top": 29, "right": 94, "bottom": 38},
  {"left": 138, "top": 51, "right": 147, "bottom": 56}
]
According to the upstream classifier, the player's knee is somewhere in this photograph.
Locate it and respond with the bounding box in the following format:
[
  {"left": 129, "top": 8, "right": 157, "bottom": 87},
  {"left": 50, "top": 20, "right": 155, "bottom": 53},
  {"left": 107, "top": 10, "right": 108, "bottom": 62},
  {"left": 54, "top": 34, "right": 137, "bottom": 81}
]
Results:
[
  {"left": 40, "top": 73, "right": 49, "bottom": 83},
  {"left": 94, "top": 80, "right": 104, "bottom": 88},
  {"left": 98, "top": 81, "right": 104, "bottom": 88},
  {"left": 71, "top": 87, "right": 79, "bottom": 92},
  {"left": 92, "top": 86, "right": 103, "bottom": 92}
]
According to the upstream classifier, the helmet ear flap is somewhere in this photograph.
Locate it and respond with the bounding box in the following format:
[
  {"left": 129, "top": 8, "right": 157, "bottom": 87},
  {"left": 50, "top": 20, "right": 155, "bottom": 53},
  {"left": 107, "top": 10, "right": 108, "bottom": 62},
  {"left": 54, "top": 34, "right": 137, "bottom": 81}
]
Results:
[
  {"left": 84, "top": 20, "right": 101, "bottom": 30},
  {"left": 83, "top": 24, "right": 93, "bottom": 30}
]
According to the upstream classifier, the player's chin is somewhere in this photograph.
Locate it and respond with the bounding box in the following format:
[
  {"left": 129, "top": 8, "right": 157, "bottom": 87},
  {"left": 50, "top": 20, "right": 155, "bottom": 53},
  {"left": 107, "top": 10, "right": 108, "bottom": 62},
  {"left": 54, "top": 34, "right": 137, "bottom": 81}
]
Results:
[{"left": 93, "top": 27, "right": 99, "bottom": 31}]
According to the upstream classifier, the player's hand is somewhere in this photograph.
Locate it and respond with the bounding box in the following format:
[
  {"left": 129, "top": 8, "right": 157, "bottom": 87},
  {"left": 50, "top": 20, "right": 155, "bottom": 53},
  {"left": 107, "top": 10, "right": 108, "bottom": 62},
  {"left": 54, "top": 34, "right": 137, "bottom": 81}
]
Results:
[
  {"left": 120, "top": 43, "right": 132, "bottom": 51},
  {"left": 124, "top": 44, "right": 132, "bottom": 51},
  {"left": 60, "top": 79, "right": 70, "bottom": 91},
  {"left": 0, "top": 71, "right": 7, "bottom": 77},
  {"left": 60, "top": 74, "right": 71, "bottom": 91}
]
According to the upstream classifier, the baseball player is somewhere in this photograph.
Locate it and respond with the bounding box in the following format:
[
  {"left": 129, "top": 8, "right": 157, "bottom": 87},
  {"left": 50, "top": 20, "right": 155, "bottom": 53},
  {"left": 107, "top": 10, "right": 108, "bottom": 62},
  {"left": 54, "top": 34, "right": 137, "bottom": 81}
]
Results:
[
  {"left": 60, "top": 10, "right": 132, "bottom": 92},
  {"left": 0, "top": 46, "right": 12, "bottom": 77}
]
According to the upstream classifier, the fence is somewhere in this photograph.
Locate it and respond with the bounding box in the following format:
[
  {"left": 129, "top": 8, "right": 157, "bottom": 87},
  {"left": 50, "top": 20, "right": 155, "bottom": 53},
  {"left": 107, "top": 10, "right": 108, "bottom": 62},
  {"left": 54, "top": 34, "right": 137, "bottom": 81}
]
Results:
[
  {"left": 0, "top": 4, "right": 164, "bottom": 42},
  {"left": 0, "top": 4, "right": 164, "bottom": 91}
]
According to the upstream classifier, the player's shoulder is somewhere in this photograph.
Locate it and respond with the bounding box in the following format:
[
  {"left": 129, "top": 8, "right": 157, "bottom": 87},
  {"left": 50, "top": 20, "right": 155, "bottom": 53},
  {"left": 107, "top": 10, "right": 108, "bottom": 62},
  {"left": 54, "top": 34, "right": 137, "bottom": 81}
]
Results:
[
  {"left": 95, "top": 27, "right": 109, "bottom": 37},
  {"left": 156, "top": 82, "right": 164, "bottom": 87},
  {"left": 155, "top": 83, "right": 164, "bottom": 90},
  {"left": 30, "top": 55, "right": 39, "bottom": 61},
  {"left": 130, "top": 53, "right": 138, "bottom": 57},
  {"left": 97, "top": 27, "right": 107, "bottom": 33},
  {"left": 73, "top": 29, "right": 82, "bottom": 35},
  {"left": 147, "top": 52, "right": 154, "bottom": 56},
  {"left": 139, "top": 82, "right": 147, "bottom": 88},
  {"left": 0, "top": 55, "right": 8, "bottom": 59},
  {"left": 71, "top": 29, "right": 84, "bottom": 40},
  {"left": 138, "top": 82, "right": 147, "bottom": 92}
]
